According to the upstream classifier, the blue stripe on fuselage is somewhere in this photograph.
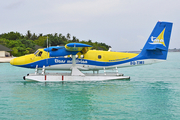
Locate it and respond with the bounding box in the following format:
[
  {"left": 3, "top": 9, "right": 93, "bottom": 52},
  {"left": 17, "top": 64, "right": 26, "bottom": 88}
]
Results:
[{"left": 15, "top": 56, "right": 147, "bottom": 68}]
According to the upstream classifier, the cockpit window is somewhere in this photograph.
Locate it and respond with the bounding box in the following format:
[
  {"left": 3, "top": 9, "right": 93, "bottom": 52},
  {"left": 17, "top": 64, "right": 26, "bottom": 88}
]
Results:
[
  {"left": 34, "top": 50, "right": 39, "bottom": 55},
  {"left": 37, "top": 51, "right": 43, "bottom": 56}
]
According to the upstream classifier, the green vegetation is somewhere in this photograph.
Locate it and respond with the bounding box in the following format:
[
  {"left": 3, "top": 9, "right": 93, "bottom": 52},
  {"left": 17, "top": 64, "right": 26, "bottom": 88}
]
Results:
[{"left": 0, "top": 31, "right": 111, "bottom": 56}]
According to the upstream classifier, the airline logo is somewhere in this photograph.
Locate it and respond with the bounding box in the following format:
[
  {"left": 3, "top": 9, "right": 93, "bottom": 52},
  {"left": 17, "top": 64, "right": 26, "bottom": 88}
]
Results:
[{"left": 149, "top": 28, "right": 166, "bottom": 47}]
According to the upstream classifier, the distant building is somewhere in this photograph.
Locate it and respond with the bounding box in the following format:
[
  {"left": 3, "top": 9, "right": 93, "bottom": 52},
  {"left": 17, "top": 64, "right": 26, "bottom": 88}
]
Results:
[{"left": 0, "top": 44, "right": 12, "bottom": 57}]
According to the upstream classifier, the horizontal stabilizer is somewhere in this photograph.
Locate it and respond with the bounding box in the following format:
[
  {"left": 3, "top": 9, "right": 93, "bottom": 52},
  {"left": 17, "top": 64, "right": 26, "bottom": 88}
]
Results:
[{"left": 146, "top": 44, "right": 167, "bottom": 51}]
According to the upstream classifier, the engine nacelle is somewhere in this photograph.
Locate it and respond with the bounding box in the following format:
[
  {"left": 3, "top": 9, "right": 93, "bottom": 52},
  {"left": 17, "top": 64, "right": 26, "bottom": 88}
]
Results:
[{"left": 44, "top": 43, "right": 92, "bottom": 57}]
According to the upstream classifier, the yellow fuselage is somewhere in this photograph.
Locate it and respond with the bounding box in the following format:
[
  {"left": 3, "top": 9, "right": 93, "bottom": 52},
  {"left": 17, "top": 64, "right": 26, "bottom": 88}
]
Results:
[{"left": 10, "top": 48, "right": 138, "bottom": 71}]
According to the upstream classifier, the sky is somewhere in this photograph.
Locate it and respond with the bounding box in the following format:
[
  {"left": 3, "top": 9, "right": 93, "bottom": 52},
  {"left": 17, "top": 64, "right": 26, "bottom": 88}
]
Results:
[{"left": 1, "top": 0, "right": 180, "bottom": 51}]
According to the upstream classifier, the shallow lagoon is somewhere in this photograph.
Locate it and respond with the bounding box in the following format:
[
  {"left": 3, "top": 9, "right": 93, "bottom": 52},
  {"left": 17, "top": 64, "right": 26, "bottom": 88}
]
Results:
[{"left": 0, "top": 52, "right": 180, "bottom": 120}]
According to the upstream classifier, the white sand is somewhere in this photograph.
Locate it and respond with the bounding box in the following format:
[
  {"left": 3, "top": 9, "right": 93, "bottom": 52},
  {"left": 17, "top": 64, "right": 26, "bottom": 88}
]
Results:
[{"left": 0, "top": 57, "right": 13, "bottom": 63}]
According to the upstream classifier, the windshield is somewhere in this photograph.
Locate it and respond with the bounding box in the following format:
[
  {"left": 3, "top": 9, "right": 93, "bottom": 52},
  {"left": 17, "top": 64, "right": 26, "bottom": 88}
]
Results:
[{"left": 34, "top": 50, "right": 39, "bottom": 55}]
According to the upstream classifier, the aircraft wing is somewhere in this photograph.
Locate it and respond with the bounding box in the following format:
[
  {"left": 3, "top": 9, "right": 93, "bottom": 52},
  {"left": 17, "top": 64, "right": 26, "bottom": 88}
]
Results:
[{"left": 44, "top": 43, "right": 92, "bottom": 57}]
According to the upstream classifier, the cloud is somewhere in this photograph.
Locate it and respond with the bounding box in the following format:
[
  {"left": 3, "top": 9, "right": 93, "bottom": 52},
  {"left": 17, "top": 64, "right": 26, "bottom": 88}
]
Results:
[
  {"left": 0, "top": 0, "right": 180, "bottom": 50},
  {"left": 43, "top": 0, "right": 122, "bottom": 22},
  {"left": 4, "top": 0, "right": 24, "bottom": 10}
]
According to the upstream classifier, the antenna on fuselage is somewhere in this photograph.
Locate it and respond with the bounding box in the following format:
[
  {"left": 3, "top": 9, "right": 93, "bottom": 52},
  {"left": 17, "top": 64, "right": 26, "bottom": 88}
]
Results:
[
  {"left": 47, "top": 36, "right": 48, "bottom": 48},
  {"left": 46, "top": 36, "right": 49, "bottom": 65}
]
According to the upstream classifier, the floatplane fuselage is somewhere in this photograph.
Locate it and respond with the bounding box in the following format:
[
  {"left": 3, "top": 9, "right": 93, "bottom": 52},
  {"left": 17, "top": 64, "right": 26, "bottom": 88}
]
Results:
[
  {"left": 10, "top": 48, "right": 140, "bottom": 71},
  {"left": 10, "top": 21, "right": 173, "bottom": 82}
]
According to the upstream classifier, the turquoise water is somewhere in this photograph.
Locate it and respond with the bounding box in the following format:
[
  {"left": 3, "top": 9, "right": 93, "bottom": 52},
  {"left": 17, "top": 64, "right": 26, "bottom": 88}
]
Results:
[{"left": 0, "top": 52, "right": 180, "bottom": 120}]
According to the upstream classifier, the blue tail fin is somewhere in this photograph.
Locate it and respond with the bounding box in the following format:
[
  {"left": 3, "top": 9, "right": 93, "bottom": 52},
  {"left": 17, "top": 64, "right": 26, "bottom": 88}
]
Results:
[{"left": 138, "top": 21, "right": 173, "bottom": 60}]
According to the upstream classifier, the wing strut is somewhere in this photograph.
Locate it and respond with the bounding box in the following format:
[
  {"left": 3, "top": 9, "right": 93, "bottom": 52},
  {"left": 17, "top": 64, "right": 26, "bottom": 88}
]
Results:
[{"left": 71, "top": 55, "right": 85, "bottom": 76}]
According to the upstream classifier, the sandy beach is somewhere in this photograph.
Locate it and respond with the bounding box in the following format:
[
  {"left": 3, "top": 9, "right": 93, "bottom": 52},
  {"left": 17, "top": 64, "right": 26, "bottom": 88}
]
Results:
[{"left": 0, "top": 57, "right": 13, "bottom": 63}]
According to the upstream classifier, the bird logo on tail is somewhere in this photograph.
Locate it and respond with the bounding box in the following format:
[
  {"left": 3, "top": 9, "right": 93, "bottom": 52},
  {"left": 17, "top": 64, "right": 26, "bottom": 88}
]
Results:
[{"left": 149, "top": 28, "right": 166, "bottom": 47}]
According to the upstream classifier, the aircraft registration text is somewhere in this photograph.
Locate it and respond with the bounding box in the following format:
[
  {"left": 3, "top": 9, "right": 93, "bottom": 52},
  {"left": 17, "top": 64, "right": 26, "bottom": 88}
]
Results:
[{"left": 130, "top": 61, "right": 144, "bottom": 65}]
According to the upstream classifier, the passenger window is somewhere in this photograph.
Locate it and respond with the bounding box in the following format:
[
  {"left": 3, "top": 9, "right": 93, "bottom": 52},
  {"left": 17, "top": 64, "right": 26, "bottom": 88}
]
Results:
[{"left": 98, "top": 55, "right": 101, "bottom": 59}]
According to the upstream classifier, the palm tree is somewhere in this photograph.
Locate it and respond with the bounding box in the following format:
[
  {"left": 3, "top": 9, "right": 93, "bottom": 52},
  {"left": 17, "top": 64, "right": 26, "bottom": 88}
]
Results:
[
  {"left": 54, "top": 33, "right": 58, "bottom": 37},
  {"left": 26, "top": 30, "right": 32, "bottom": 39},
  {"left": 72, "top": 36, "right": 77, "bottom": 42},
  {"left": 31, "top": 33, "right": 37, "bottom": 40},
  {"left": 59, "top": 33, "right": 62, "bottom": 38},
  {"left": 66, "top": 33, "right": 71, "bottom": 40}
]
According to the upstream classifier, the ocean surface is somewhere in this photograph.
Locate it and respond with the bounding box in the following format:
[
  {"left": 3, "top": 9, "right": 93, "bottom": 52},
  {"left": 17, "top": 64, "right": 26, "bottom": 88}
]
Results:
[{"left": 0, "top": 52, "right": 180, "bottom": 120}]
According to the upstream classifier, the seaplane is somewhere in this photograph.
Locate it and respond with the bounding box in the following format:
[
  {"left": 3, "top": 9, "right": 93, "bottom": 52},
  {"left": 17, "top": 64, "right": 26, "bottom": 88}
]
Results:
[{"left": 10, "top": 21, "right": 173, "bottom": 82}]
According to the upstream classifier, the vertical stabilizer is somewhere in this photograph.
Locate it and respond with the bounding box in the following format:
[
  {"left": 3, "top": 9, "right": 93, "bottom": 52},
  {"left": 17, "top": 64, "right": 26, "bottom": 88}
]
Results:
[{"left": 138, "top": 21, "right": 173, "bottom": 60}]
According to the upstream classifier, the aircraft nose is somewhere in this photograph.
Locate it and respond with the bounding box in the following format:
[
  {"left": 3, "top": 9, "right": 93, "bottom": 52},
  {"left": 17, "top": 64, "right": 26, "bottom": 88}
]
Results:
[
  {"left": 10, "top": 58, "right": 14, "bottom": 65},
  {"left": 10, "top": 57, "right": 25, "bottom": 66}
]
